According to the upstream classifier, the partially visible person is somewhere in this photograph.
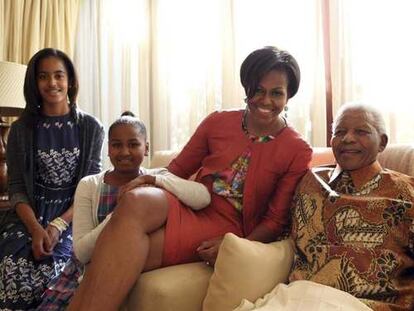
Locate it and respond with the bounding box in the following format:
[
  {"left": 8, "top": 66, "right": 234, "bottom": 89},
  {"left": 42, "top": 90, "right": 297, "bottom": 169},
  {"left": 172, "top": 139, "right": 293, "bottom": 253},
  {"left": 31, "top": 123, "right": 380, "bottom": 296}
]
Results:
[
  {"left": 36, "top": 112, "right": 211, "bottom": 310},
  {"left": 289, "top": 103, "right": 414, "bottom": 310},
  {"left": 0, "top": 48, "right": 104, "bottom": 310},
  {"left": 68, "top": 46, "right": 312, "bottom": 311}
]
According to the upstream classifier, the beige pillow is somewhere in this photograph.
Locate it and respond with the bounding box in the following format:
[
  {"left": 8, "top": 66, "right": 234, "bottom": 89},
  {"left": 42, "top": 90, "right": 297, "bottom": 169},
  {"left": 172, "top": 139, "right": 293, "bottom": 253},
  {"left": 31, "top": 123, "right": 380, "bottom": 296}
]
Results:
[{"left": 202, "top": 233, "right": 294, "bottom": 311}]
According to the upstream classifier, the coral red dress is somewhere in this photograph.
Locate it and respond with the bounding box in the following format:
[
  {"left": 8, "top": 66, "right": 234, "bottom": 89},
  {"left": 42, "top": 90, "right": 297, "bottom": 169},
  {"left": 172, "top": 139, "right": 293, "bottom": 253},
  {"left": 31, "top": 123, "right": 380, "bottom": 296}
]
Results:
[{"left": 163, "top": 110, "right": 312, "bottom": 266}]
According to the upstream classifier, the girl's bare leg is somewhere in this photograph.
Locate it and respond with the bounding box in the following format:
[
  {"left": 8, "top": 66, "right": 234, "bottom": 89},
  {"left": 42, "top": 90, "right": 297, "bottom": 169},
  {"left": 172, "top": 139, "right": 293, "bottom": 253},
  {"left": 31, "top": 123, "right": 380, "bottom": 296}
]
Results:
[{"left": 68, "top": 187, "right": 169, "bottom": 311}]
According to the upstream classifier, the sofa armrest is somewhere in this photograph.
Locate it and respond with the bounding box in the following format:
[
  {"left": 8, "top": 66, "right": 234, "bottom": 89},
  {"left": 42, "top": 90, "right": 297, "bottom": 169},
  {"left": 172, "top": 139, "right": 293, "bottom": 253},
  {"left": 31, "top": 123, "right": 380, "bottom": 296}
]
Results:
[
  {"left": 310, "top": 147, "right": 335, "bottom": 167},
  {"left": 150, "top": 150, "right": 179, "bottom": 169},
  {"left": 377, "top": 143, "right": 414, "bottom": 176},
  {"left": 126, "top": 262, "right": 213, "bottom": 311}
]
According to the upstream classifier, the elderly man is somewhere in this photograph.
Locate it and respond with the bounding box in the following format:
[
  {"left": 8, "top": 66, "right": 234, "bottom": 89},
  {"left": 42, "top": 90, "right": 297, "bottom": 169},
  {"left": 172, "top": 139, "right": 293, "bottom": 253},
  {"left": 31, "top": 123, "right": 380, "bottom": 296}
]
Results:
[{"left": 289, "top": 103, "right": 414, "bottom": 310}]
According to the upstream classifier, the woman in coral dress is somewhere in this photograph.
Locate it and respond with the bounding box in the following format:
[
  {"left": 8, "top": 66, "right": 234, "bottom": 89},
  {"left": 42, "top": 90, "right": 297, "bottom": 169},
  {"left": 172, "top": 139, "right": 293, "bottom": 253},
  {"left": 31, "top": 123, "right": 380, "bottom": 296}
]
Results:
[{"left": 68, "top": 46, "right": 312, "bottom": 311}]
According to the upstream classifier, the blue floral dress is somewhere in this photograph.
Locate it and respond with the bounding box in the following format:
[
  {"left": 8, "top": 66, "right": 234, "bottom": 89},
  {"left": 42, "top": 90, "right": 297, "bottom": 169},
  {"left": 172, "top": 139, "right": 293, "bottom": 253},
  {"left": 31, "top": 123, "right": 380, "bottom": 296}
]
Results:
[{"left": 0, "top": 114, "right": 79, "bottom": 310}]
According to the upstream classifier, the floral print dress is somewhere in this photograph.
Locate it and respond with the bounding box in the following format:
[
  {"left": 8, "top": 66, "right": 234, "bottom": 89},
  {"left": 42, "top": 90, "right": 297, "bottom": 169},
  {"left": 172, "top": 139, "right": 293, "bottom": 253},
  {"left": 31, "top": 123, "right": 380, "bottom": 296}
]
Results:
[
  {"left": 213, "top": 112, "right": 277, "bottom": 211},
  {"left": 0, "top": 114, "right": 79, "bottom": 310}
]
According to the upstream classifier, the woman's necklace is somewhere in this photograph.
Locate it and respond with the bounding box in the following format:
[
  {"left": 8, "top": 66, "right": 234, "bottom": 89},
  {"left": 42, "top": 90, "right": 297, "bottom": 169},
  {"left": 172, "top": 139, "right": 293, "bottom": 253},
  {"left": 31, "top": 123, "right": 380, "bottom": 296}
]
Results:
[{"left": 242, "top": 110, "right": 286, "bottom": 137}]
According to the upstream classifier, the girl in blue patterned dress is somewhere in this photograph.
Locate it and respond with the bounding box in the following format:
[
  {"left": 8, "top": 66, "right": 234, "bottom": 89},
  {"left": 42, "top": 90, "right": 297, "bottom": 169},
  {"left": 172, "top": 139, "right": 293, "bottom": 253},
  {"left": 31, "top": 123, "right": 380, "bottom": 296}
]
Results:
[{"left": 0, "top": 48, "right": 104, "bottom": 310}]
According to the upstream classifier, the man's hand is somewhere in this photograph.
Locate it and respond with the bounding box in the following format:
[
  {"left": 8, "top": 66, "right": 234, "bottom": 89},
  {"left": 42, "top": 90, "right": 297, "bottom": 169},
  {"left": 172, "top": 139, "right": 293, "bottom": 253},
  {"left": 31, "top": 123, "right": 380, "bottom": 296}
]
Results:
[{"left": 197, "top": 237, "right": 224, "bottom": 267}]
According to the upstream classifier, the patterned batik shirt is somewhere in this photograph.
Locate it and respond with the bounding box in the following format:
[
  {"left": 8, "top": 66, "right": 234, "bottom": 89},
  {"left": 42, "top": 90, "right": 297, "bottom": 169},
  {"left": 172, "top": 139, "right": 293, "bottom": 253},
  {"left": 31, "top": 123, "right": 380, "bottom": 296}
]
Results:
[{"left": 289, "top": 161, "right": 414, "bottom": 311}]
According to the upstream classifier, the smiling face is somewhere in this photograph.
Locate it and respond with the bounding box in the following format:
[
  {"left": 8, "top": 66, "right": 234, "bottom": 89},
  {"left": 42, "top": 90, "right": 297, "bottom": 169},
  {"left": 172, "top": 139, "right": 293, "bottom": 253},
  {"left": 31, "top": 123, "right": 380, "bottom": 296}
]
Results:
[
  {"left": 36, "top": 56, "right": 70, "bottom": 114},
  {"left": 246, "top": 69, "right": 289, "bottom": 125},
  {"left": 108, "top": 124, "right": 149, "bottom": 174},
  {"left": 331, "top": 109, "right": 388, "bottom": 171}
]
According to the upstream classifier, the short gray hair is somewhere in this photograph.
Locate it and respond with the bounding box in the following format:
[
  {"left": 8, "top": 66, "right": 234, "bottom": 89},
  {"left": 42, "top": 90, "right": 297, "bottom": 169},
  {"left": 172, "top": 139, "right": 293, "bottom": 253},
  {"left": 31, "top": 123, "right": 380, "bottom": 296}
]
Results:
[{"left": 332, "top": 102, "right": 387, "bottom": 135}]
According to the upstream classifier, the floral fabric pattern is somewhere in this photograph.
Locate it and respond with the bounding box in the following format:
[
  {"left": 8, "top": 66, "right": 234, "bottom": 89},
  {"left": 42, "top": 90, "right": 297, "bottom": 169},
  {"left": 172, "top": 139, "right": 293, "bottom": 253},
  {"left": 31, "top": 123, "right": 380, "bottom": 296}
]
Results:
[
  {"left": 213, "top": 151, "right": 251, "bottom": 211},
  {"left": 212, "top": 111, "right": 276, "bottom": 211},
  {"left": 0, "top": 114, "right": 79, "bottom": 310}
]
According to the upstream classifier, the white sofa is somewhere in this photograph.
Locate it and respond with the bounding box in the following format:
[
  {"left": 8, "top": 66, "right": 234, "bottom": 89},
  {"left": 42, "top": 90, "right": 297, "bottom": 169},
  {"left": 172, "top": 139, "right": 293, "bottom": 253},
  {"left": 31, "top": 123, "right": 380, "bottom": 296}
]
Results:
[{"left": 124, "top": 144, "right": 414, "bottom": 311}]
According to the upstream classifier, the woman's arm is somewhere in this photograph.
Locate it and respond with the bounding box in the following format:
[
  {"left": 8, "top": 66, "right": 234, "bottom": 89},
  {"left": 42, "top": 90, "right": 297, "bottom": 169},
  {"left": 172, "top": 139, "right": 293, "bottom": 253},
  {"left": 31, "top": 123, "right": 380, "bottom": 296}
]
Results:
[
  {"left": 150, "top": 168, "right": 211, "bottom": 209},
  {"left": 245, "top": 223, "right": 277, "bottom": 243},
  {"left": 59, "top": 205, "right": 74, "bottom": 224},
  {"left": 73, "top": 175, "right": 112, "bottom": 264},
  {"left": 45, "top": 205, "right": 74, "bottom": 250},
  {"left": 197, "top": 215, "right": 285, "bottom": 265},
  {"left": 6, "top": 122, "right": 31, "bottom": 208},
  {"left": 256, "top": 146, "right": 312, "bottom": 240},
  {"left": 167, "top": 112, "right": 215, "bottom": 179},
  {"left": 86, "top": 119, "right": 105, "bottom": 176},
  {"left": 118, "top": 168, "right": 211, "bottom": 210},
  {"left": 72, "top": 176, "right": 109, "bottom": 264}
]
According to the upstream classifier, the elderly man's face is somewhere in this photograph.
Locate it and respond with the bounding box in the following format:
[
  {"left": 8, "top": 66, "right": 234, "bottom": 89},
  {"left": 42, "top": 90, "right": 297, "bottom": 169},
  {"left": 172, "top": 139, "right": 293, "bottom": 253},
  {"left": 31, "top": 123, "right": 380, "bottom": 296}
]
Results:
[{"left": 331, "top": 109, "right": 387, "bottom": 171}]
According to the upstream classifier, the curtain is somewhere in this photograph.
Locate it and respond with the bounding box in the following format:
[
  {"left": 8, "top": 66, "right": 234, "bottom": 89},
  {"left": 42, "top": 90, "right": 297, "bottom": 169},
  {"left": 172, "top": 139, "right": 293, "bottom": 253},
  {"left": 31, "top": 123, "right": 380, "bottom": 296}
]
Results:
[
  {"left": 74, "top": 0, "right": 151, "bottom": 121},
  {"left": 0, "top": 1, "right": 3, "bottom": 60},
  {"left": 75, "top": 0, "right": 327, "bottom": 160},
  {"left": 0, "top": 0, "right": 79, "bottom": 63},
  {"left": 73, "top": 0, "right": 151, "bottom": 167},
  {"left": 2, "top": 0, "right": 412, "bottom": 155},
  {"left": 150, "top": 0, "right": 327, "bottom": 150},
  {"left": 74, "top": 0, "right": 413, "bottom": 158},
  {"left": 328, "top": 0, "right": 414, "bottom": 143}
]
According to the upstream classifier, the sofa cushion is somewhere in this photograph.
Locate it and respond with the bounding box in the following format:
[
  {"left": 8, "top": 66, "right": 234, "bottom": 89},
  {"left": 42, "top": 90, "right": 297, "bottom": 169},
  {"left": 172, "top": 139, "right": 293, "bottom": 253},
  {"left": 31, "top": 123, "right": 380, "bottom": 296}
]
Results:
[
  {"left": 126, "top": 262, "right": 212, "bottom": 311},
  {"left": 202, "top": 233, "right": 294, "bottom": 311}
]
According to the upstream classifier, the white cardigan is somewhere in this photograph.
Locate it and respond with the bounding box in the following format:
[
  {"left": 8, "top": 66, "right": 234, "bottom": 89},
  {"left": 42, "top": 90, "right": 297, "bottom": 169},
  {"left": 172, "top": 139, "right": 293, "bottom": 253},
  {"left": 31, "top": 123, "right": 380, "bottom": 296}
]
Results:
[{"left": 72, "top": 168, "right": 211, "bottom": 264}]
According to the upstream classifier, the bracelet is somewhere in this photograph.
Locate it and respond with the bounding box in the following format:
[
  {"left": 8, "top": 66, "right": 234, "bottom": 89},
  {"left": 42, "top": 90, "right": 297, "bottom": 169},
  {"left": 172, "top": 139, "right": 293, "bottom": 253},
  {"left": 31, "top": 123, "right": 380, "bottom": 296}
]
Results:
[{"left": 49, "top": 217, "right": 69, "bottom": 235}]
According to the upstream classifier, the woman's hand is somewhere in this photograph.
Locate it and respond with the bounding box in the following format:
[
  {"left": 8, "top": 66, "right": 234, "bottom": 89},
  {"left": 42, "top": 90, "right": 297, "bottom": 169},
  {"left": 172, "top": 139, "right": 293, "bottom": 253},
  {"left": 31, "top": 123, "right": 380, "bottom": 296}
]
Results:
[
  {"left": 45, "top": 225, "right": 61, "bottom": 251},
  {"left": 30, "top": 225, "right": 53, "bottom": 260},
  {"left": 117, "top": 175, "right": 156, "bottom": 200},
  {"left": 197, "top": 237, "right": 224, "bottom": 267},
  {"left": 15, "top": 202, "right": 53, "bottom": 259}
]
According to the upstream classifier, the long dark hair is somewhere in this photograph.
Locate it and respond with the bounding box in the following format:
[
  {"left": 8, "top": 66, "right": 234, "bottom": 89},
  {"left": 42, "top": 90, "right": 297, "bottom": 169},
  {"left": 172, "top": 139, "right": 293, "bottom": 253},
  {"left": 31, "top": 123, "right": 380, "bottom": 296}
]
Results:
[
  {"left": 240, "top": 46, "right": 301, "bottom": 100},
  {"left": 21, "top": 48, "right": 79, "bottom": 126}
]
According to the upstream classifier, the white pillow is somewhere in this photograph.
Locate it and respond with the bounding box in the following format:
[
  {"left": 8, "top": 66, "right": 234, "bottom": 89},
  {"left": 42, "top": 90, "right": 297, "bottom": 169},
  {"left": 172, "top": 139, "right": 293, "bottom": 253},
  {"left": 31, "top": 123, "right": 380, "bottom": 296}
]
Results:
[{"left": 233, "top": 280, "right": 373, "bottom": 311}]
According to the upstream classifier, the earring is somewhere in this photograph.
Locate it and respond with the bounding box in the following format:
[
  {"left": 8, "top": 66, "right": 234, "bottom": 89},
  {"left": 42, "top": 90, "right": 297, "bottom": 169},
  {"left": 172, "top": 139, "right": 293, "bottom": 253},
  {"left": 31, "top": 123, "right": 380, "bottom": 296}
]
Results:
[
  {"left": 244, "top": 98, "right": 251, "bottom": 111},
  {"left": 284, "top": 106, "right": 288, "bottom": 118}
]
